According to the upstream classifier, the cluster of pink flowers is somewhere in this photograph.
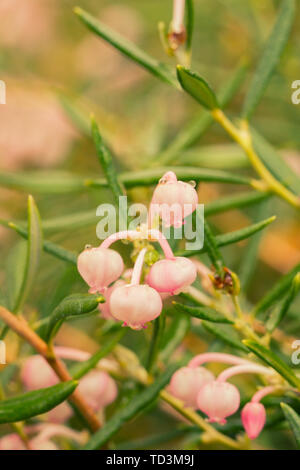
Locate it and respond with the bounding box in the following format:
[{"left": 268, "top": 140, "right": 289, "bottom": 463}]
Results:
[
  {"left": 169, "top": 353, "right": 278, "bottom": 440},
  {"left": 77, "top": 171, "right": 199, "bottom": 330}
]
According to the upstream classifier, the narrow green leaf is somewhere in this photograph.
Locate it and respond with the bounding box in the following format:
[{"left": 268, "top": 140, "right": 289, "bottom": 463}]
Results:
[
  {"left": 200, "top": 322, "right": 248, "bottom": 352},
  {"left": 177, "top": 66, "right": 219, "bottom": 110},
  {"left": 206, "top": 191, "right": 270, "bottom": 217},
  {"left": 185, "top": 0, "right": 194, "bottom": 52},
  {"left": 4, "top": 241, "right": 27, "bottom": 311},
  {"left": 243, "top": 340, "right": 300, "bottom": 388},
  {"left": 146, "top": 313, "right": 165, "bottom": 373},
  {"left": 157, "top": 62, "right": 247, "bottom": 164},
  {"left": 0, "top": 381, "right": 77, "bottom": 424},
  {"left": 83, "top": 365, "right": 178, "bottom": 449},
  {"left": 203, "top": 220, "right": 225, "bottom": 275},
  {"left": 14, "top": 196, "right": 42, "bottom": 313},
  {"left": 41, "top": 294, "right": 104, "bottom": 343},
  {"left": 0, "top": 171, "right": 85, "bottom": 194},
  {"left": 280, "top": 402, "right": 300, "bottom": 448},
  {"left": 177, "top": 216, "right": 276, "bottom": 257},
  {"left": 252, "top": 128, "right": 300, "bottom": 196},
  {"left": 242, "top": 0, "right": 296, "bottom": 119},
  {"left": 58, "top": 92, "right": 90, "bottom": 136},
  {"left": 74, "top": 7, "right": 178, "bottom": 88},
  {"left": 266, "top": 273, "right": 300, "bottom": 332},
  {"left": 254, "top": 262, "right": 300, "bottom": 315},
  {"left": 70, "top": 330, "right": 125, "bottom": 380},
  {"left": 173, "top": 302, "right": 233, "bottom": 324},
  {"left": 159, "top": 313, "right": 190, "bottom": 363}
]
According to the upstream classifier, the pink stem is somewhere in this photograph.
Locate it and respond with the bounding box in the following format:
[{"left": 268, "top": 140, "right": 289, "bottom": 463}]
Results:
[
  {"left": 216, "top": 364, "right": 274, "bottom": 383},
  {"left": 101, "top": 230, "right": 141, "bottom": 249},
  {"left": 54, "top": 346, "right": 91, "bottom": 362},
  {"left": 172, "top": 0, "right": 185, "bottom": 33},
  {"left": 251, "top": 386, "right": 279, "bottom": 404},
  {"left": 29, "top": 424, "right": 86, "bottom": 446},
  {"left": 148, "top": 229, "right": 175, "bottom": 259},
  {"left": 131, "top": 248, "right": 147, "bottom": 286},
  {"left": 188, "top": 353, "right": 255, "bottom": 369}
]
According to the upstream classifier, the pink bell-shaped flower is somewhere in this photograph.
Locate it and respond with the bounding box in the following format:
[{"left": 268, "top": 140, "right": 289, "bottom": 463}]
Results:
[
  {"left": 98, "top": 280, "right": 126, "bottom": 320},
  {"left": 109, "top": 284, "right": 162, "bottom": 330},
  {"left": 169, "top": 366, "right": 214, "bottom": 408},
  {"left": 241, "top": 402, "right": 266, "bottom": 440},
  {"left": 197, "top": 381, "right": 240, "bottom": 424},
  {"left": 78, "top": 370, "right": 117, "bottom": 411},
  {"left": 77, "top": 246, "right": 124, "bottom": 293},
  {"left": 150, "top": 171, "right": 198, "bottom": 228},
  {"left": 147, "top": 256, "right": 197, "bottom": 294}
]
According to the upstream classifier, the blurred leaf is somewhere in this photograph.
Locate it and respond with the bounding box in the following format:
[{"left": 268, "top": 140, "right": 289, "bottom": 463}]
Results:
[
  {"left": 70, "top": 330, "right": 125, "bottom": 380},
  {"left": 177, "top": 66, "right": 219, "bottom": 110},
  {"left": 254, "top": 262, "right": 300, "bottom": 315},
  {"left": 58, "top": 92, "right": 90, "bottom": 136},
  {"left": 280, "top": 403, "right": 300, "bottom": 448},
  {"left": 146, "top": 313, "right": 165, "bottom": 373},
  {"left": 243, "top": 340, "right": 300, "bottom": 388},
  {"left": 267, "top": 273, "right": 300, "bottom": 332},
  {"left": 14, "top": 196, "right": 42, "bottom": 313},
  {"left": 83, "top": 365, "right": 178, "bottom": 449},
  {"left": 200, "top": 323, "right": 248, "bottom": 352},
  {"left": 4, "top": 241, "right": 27, "bottom": 311},
  {"left": 0, "top": 171, "right": 85, "bottom": 194},
  {"left": 159, "top": 313, "right": 190, "bottom": 363},
  {"left": 206, "top": 191, "right": 270, "bottom": 216},
  {"left": 157, "top": 62, "right": 247, "bottom": 164},
  {"left": 242, "top": 0, "right": 295, "bottom": 119},
  {"left": 252, "top": 129, "right": 300, "bottom": 196},
  {"left": 41, "top": 294, "right": 104, "bottom": 343},
  {"left": 173, "top": 302, "right": 233, "bottom": 324},
  {"left": 74, "top": 7, "right": 178, "bottom": 88},
  {"left": 0, "top": 381, "right": 77, "bottom": 424},
  {"left": 178, "top": 216, "right": 276, "bottom": 257}
]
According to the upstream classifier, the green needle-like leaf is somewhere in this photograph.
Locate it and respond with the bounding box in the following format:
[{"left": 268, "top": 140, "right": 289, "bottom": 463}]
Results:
[
  {"left": 0, "top": 381, "right": 77, "bottom": 424},
  {"left": 242, "top": 0, "right": 296, "bottom": 119},
  {"left": 173, "top": 302, "right": 233, "bottom": 324},
  {"left": 13, "top": 196, "right": 42, "bottom": 313},
  {"left": 280, "top": 403, "right": 300, "bottom": 449},
  {"left": 177, "top": 66, "right": 219, "bottom": 110},
  {"left": 243, "top": 340, "right": 300, "bottom": 389},
  {"left": 196, "top": 323, "right": 248, "bottom": 352},
  {"left": 83, "top": 365, "right": 178, "bottom": 449},
  {"left": 266, "top": 273, "right": 300, "bottom": 332},
  {"left": 74, "top": 7, "right": 178, "bottom": 88}
]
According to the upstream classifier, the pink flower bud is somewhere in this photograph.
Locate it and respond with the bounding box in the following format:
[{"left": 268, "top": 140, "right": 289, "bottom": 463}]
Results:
[
  {"left": 77, "top": 247, "right": 124, "bottom": 293},
  {"left": 169, "top": 366, "right": 214, "bottom": 408},
  {"left": 150, "top": 171, "right": 198, "bottom": 227},
  {"left": 0, "top": 434, "right": 26, "bottom": 450},
  {"left": 98, "top": 280, "right": 126, "bottom": 320},
  {"left": 197, "top": 381, "right": 240, "bottom": 424},
  {"left": 147, "top": 257, "right": 197, "bottom": 294},
  {"left": 109, "top": 284, "right": 162, "bottom": 330},
  {"left": 78, "top": 370, "right": 117, "bottom": 411},
  {"left": 241, "top": 402, "right": 266, "bottom": 440}
]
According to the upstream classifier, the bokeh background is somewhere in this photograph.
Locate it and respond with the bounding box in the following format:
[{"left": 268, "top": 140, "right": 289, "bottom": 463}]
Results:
[{"left": 0, "top": 0, "right": 299, "bottom": 450}]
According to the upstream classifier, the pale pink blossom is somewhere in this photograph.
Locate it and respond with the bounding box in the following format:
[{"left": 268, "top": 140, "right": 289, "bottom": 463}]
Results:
[
  {"left": 77, "top": 247, "right": 124, "bottom": 293},
  {"left": 77, "top": 370, "right": 117, "bottom": 411},
  {"left": 169, "top": 366, "right": 214, "bottom": 408},
  {"left": 197, "top": 381, "right": 240, "bottom": 424},
  {"left": 98, "top": 280, "right": 126, "bottom": 320},
  {"left": 147, "top": 256, "right": 197, "bottom": 294},
  {"left": 150, "top": 171, "right": 198, "bottom": 228}
]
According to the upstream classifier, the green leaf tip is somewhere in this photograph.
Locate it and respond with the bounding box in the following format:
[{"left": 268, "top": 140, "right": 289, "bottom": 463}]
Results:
[{"left": 176, "top": 65, "right": 219, "bottom": 110}]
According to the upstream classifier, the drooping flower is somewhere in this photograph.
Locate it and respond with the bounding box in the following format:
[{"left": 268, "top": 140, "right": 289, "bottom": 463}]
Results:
[
  {"left": 150, "top": 171, "right": 198, "bottom": 228},
  {"left": 77, "top": 370, "right": 117, "bottom": 411},
  {"left": 109, "top": 248, "right": 162, "bottom": 329},
  {"left": 241, "top": 402, "right": 266, "bottom": 440},
  {"left": 169, "top": 366, "right": 214, "bottom": 408},
  {"left": 98, "top": 280, "right": 126, "bottom": 320},
  {"left": 197, "top": 381, "right": 240, "bottom": 424},
  {"left": 147, "top": 256, "right": 197, "bottom": 294},
  {"left": 77, "top": 246, "right": 124, "bottom": 293}
]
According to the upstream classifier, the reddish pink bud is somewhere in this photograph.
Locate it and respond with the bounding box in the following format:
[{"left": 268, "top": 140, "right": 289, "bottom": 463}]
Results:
[
  {"left": 197, "top": 381, "right": 240, "bottom": 424},
  {"left": 77, "top": 247, "right": 124, "bottom": 293},
  {"left": 150, "top": 171, "right": 198, "bottom": 227},
  {"left": 98, "top": 280, "right": 126, "bottom": 320},
  {"left": 147, "top": 257, "right": 197, "bottom": 294},
  {"left": 109, "top": 284, "right": 162, "bottom": 330},
  {"left": 169, "top": 366, "right": 214, "bottom": 408},
  {"left": 78, "top": 371, "right": 117, "bottom": 411},
  {"left": 241, "top": 402, "right": 266, "bottom": 440}
]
